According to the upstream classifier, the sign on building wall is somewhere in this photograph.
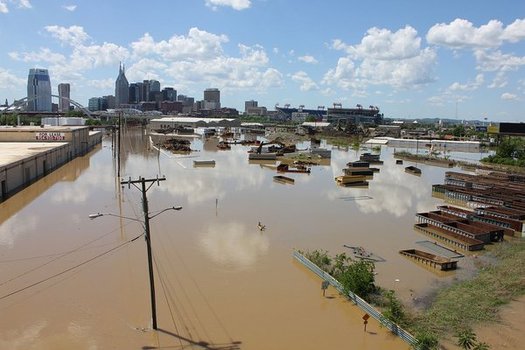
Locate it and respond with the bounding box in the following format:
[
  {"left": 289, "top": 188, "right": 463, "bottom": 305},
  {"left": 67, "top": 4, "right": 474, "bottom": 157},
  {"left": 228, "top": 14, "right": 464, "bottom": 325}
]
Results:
[{"left": 35, "top": 132, "right": 66, "bottom": 141}]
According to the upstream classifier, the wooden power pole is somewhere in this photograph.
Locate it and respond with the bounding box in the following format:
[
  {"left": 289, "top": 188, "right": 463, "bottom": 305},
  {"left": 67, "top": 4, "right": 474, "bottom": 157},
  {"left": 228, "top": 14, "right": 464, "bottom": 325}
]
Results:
[{"left": 121, "top": 176, "right": 166, "bottom": 330}]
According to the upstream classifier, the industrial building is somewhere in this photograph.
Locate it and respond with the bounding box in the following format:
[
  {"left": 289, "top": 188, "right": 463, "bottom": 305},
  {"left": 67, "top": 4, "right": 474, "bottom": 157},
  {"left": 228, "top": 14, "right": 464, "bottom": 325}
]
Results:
[{"left": 0, "top": 126, "right": 102, "bottom": 202}]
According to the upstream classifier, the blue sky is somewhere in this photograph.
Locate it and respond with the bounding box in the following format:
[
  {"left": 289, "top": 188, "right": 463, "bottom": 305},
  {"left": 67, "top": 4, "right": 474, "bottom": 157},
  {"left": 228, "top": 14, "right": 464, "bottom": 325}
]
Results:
[{"left": 0, "top": 0, "right": 524, "bottom": 121}]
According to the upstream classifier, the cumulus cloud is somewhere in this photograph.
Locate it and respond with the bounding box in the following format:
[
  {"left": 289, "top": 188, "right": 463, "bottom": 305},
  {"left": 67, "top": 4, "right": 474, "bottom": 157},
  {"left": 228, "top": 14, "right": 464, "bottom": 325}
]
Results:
[
  {"left": 501, "top": 92, "right": 518, "bottom": 101},
  {"left": 324, "top": 26, "right": 436, "bottom": 91},
  {"left": 0, "top": 0, "right": 32, "bottom": 13},
  {"left": 474, "top": 49, "right": 525, "bottom": 72},
  {"left": 0, "top": 68, "right": 25, "bottom": 89},
  {"left": 45, "top": 25, "right": 90, "bottom": 46},
  {"left": 8, "top": 25, "right": 283, "bottom": 97},
  {"left": 488, "top": 71, "right": 508, "bottom": 88},
  {"left": 291, "top": 71, "right": 318, "bottom": 91},
  {"left": 298, "top": 55, "right": 318, "bottom": 64},
  {"left": 63, "top": 4, "right": 77, "bottom": 11},
  {"left": 427, "top": 18, "right": 525, "bottom": 49},
  {"left": 448, "top": 74, "right": 484, "bottom": 92},
  {"left": 205, "top": 0, "right": 251, "bottom": 11},
  {"left": 131, "top": 28, "right": 228, "bottom": 60}
]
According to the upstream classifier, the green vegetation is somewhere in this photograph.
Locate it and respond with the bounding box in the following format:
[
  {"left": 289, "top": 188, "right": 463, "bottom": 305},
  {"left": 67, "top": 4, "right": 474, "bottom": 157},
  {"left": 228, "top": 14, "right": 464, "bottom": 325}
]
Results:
[
  {"left": 301, "top": 250, "right": 377, "bottom": 301},
  {"left": 482, "top": 137, "right": 525, "bottom": 167},
  {"left": 302, "top": 239, "right": 525, "bottom": 348},
  {"left": 414, "top": 240, "right": 525, "bottom": 345}
]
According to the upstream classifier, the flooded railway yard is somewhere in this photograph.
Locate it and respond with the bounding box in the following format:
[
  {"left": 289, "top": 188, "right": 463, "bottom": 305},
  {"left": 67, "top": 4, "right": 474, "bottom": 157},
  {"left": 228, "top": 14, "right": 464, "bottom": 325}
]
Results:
[{"left": 0, "top": 128, "right": 518, "bottom": 349}]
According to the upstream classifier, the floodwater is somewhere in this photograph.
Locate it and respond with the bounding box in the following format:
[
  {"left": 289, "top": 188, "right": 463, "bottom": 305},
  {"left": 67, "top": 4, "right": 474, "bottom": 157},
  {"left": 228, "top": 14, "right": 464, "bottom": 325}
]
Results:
[{"left": 0, "top": 128, "right": 485, "bottom": 349}]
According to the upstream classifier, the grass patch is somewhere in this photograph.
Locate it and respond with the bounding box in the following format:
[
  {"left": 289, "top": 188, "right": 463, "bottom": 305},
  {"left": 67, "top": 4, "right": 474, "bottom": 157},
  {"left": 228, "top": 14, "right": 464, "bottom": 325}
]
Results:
[{"left": 414, "top": 239, "right": 525, "bottom": 339}]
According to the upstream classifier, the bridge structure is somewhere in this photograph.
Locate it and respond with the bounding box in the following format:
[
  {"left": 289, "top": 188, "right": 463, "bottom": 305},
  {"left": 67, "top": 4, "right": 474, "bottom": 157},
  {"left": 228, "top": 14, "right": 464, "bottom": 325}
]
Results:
[{"left": 2, "top": 94, "right": 94, "bottom": 119}]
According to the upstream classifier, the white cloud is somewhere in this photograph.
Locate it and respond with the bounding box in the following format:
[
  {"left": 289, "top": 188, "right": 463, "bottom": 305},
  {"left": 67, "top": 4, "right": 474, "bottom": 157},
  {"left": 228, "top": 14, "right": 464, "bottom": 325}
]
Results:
[
  {"left": 131, "top": 28, "right": 228, "bottom": 60},
  {"left": 474, "top": 49, "right": 525, "bottom": 72},
  {"left": 501, "top": 19, "right": 525, "bottom": 43},
  {"left": 63, "top": 4, "right": 77, "bottom": 12},
  {"left": 324, "top": 26, "right": 436, "bottom": 91},
  {"left": 347, "top": 26, "right": 422, "bottom": 60},
  {"left": 448, "top": 74, "right": 484, "bottom": 92},
  {"left": 87, "top": 78, "right": 114, "bottom": 90},
  {"left": 9, "top": 48, "right": 66, "bottom": 64},
  {"left": 298, "top": 55, "right": 318, "bottom": 64},
  {"left": 17, "top": 0, "right": 31, "bottom": 8},
  {"left": 45, "top": 25, "right": 90, "bottom": 46},
  {"left": 488, "top": 71, "right": 508, "bottom": 89},
  {"left": 205, "top": 0, "right": 251, "bottom": 11},
  {"left": 0, "top": 68, "right": 25, "bottom": 89},
  {"left": 427, "top": 18, "right": 525, "bottom": 49},
  {"left": 291, "top": 71, "right": 318, "bottom": 91},
  {"left": 0, "top": 2, "right": 8, "bottom": 13},
  {"left": 501, "top": 92, "right": 518, "bottom": 101}
]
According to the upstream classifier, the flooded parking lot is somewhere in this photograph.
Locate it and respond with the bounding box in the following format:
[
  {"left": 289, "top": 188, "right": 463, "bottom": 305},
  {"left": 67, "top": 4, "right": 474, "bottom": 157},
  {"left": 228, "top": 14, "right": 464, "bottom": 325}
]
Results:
[{"left": 0, "top": 129, "right": 484, "bottom": 349}]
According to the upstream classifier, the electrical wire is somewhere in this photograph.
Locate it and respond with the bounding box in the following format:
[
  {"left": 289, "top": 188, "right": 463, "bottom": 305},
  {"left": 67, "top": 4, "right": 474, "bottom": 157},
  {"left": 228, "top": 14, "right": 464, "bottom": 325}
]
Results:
[
  {"left": 0, "top": 233, "right": 142, "bottom": 301},
  {"left": 0, "top": 220, "right": 137, "bottom": 287},
  {"left": 154, "top": 255, "right": 185, "bottom": 349}
]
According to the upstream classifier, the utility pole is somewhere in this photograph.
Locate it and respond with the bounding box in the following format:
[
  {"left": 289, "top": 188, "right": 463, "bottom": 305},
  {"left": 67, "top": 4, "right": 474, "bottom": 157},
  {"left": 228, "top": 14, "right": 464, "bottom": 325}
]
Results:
[{"left": 122, "top": 175, "right": 166, "bottom": 330}]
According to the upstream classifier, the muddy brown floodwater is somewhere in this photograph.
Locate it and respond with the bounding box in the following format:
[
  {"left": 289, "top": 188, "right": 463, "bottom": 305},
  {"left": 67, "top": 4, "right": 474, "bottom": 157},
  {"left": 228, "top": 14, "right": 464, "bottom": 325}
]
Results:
[{"left": 0, "top": 128, "right": 488, "bottom": 349}]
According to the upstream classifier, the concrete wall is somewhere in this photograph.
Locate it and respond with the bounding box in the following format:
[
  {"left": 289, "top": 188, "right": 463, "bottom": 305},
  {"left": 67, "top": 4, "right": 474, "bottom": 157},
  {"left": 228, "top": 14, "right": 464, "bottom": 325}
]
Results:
[
  {"left": 0, "top": 143, "right": 71, "bottom": 201},
  {"left": 0, "top": 127, "right": 103, "bottom": 202}
]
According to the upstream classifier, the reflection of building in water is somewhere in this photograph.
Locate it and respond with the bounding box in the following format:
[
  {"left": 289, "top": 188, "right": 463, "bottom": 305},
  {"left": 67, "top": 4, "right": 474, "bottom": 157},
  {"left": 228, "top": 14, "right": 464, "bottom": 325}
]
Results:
[
  {"left": 0, "top": 126, "right": 101, "bottom": 201},
  {"left": 0, "top": 147, "right": 94, "bottom": 225}
]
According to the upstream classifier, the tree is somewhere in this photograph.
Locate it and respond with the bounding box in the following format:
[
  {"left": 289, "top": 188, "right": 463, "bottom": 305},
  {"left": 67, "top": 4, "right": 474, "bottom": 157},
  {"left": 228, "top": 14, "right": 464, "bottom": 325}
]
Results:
[
  {"left": 337, "top": 259, "right": 376, "bottom": 300},
  {"left": 412, "top": 330, "right": 439, "bottom": 350},
  {"left": 382, "top": 290, "right": 406, "bottom": 325},
  {"left": 456, "top": 328, "right": 477, "bottom": 350}
]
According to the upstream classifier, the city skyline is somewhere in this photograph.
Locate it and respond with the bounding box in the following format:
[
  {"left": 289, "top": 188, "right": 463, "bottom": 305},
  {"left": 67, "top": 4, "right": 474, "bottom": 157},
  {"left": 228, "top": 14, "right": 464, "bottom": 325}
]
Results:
[{"left": 0, "top": 0, "right": 524, "bottom": 121}]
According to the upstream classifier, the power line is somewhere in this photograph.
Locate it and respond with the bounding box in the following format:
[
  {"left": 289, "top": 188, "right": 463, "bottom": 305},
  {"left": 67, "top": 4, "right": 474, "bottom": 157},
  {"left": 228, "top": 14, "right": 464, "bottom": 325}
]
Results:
[
  {"left": 0, "top": 234, "right": 142, "bottom": 301},
  {"left": 0, "top": 220, "right": 136, "bottom": 286}
]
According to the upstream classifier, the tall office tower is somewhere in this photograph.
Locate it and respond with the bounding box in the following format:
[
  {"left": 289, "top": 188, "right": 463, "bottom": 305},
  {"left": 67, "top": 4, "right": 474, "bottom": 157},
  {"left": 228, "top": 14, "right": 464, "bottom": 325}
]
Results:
[
  {"left": 162, "top": 87, "right": 177, "bottom": 101},
  {"left": 149, "top": 80, "right": 160, "bottom": 99},
  {"left": 115, "top": 63, "right": 129, "bottom": 107},
  {"left": 129, "top": 83, "right": 141, "bottom": 103},
  {"left": 58, "top": 83, "right": 70, "bottom": 112},
  {"left": 245, "top": 100, "right": 258, "bottom": 112},
  {"left": 27, "top": 68, "right": 52, "bottom": 112},
  {"left": 203, "top": 88, "right": 220, "bottom": 109}
]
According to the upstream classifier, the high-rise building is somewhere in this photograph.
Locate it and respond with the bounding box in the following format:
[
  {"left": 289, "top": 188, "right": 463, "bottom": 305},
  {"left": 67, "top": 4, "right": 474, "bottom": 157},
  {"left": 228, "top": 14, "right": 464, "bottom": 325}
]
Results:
[
  {"left": 103, "top": 95, "right": 116, "bottom": 109},
  {"left": 162, "top": 87, "right": 177, "bottom": 102},
  {"left": 58, "top": 83, "right": 70, "bottom": 112},
  {"left": 115, "top": 63, "right": 129, "bottom": 107},
  {"left": 245, "top": 100, "right": 258, "bottom": 112},
  {"left": 27, "top": 68, "right": 52, "bottom": 112},
  {"left": 149, "top": 80, "right": 160, "bottom": 97},
  {"left": 129, "top": 83, "right": 143, "bottom": 103},
  {"left": 203, "top": 88, "right": 220, "bottom": 110}
]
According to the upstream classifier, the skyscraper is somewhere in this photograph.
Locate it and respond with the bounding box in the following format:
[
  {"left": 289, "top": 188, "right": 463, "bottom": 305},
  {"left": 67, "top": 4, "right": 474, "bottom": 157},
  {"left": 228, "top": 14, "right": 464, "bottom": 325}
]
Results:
[
  {"left": 58, "top": 83, "right": 70, "bottom": 112},
  {"left": 27, "top": 68, "right": 52, "bottom": 112},
  {"left": 115, "top": 63, "right": 129, "bottom": 107},
  {"left": 203, "top": 88, "right": 220, "bottom": 110}
]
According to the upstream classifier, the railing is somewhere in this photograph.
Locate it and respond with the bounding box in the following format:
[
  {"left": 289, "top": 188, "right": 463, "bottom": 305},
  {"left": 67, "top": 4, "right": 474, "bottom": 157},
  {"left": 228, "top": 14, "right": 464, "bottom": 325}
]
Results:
[{"left": 293, "top": 250, "right": 418, "bottom": 347}]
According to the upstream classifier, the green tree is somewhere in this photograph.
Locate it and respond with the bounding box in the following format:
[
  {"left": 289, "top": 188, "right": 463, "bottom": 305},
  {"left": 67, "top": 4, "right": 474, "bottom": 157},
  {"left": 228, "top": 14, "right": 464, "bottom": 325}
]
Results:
[
  {"left": 338, "top": 259, "right": 376, "bottom": 300},
  {"left": 412, "top": 330, "right": 439, "bottom": 350},
  {"left": 382, "top": 290, "right": 406, "bottom": 325},
  {"left": 456, "top": 328, "right": 477, "bottom": 350}
]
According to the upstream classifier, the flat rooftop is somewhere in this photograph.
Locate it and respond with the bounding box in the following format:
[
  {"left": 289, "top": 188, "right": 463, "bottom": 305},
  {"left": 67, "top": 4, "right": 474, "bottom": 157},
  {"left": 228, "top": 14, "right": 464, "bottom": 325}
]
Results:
[
  {"left": 0, "top": 125, "right": 87, "bottom": 133},
  {"left": 0, "top": 142, "right": 68, "bottom": 168}
]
